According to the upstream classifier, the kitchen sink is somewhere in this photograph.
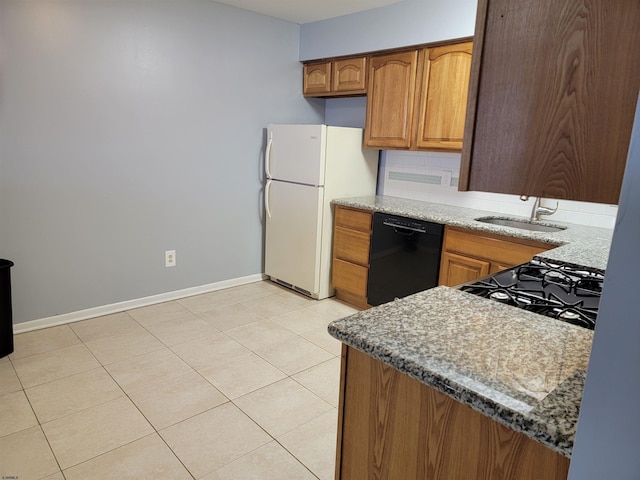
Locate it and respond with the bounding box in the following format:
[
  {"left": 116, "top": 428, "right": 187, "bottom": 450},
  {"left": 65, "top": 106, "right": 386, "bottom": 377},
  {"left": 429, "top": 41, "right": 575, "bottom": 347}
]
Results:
[{"left": 474, "top": 216, "right": 566, "bottom": 233}]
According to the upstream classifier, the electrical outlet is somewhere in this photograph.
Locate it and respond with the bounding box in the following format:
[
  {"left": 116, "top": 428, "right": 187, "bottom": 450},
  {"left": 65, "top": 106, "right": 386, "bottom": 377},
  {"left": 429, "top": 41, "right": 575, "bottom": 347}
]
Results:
[{"left": 165, "top": 250, "right": 176, "bottom": 267}]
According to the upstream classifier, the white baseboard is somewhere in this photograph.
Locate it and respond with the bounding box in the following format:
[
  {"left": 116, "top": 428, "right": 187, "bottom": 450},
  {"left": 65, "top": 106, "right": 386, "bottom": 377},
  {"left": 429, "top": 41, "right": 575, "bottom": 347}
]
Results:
[{"left": 13, "top": 273, "right": 267, "bottom": 334}]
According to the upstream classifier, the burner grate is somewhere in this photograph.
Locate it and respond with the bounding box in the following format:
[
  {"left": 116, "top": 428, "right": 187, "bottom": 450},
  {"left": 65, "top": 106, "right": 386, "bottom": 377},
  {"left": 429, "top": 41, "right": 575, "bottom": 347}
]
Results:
[{"left": 460, "top": 259, "right": 602, "bottom": 330}]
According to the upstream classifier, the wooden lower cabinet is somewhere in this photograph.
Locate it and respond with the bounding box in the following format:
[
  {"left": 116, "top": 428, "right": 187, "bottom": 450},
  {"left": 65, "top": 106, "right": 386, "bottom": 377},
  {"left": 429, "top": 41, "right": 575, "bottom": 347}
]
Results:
[
  {"left": 439, "top": 226, "right": 552, "bottom": 286},
  {"left": 336, "top": 346, "right": 570, "bottom": 480},
  {"left": 332, "top": 206, "right": 373, "bottom": 308},
  {"left": 440, "top": 251, "right": 490, "bottom": 286},
  {"left": 332, "top": 258, "right": 368, "bottom": 302}
]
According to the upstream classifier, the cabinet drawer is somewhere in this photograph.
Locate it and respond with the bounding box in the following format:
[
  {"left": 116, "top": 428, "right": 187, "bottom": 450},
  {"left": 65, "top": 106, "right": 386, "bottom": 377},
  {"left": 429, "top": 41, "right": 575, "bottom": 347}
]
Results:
[
  {"left": 333, "top": 258, "right": 368, "bottom": 297},
  {"left": 335, "top": 207, "right": 372, "bottom": 233},
  {"left": 444, "top": 227, "right": 550, "bottom": 266},
  {"left": 334, "top": 227, "right": 370, "bottom": 265}
]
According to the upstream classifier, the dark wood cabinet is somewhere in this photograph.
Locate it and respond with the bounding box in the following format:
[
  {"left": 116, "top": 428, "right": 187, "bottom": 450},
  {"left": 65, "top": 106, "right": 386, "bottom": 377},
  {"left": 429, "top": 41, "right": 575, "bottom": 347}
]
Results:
[{"left": 459, "top": 0, "right": 640, "bottom": 204}]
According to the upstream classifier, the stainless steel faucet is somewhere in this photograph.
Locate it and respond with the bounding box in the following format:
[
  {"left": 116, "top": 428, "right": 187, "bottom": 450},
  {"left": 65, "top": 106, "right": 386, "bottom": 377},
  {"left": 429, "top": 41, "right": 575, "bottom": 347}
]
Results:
[{"left": 529, "top": 197, "right": 558, "bottom": 222}]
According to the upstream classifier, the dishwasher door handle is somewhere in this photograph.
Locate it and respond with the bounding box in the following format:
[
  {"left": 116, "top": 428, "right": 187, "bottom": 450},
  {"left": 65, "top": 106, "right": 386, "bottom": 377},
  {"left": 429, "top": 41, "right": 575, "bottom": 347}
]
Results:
[{"left": 383, "top": 221, "right": 426, "bottom": 234}]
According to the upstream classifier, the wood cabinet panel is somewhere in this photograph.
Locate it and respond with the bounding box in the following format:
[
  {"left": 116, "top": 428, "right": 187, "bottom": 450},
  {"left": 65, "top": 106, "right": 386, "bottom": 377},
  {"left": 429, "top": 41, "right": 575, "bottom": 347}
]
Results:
[
  {"left": 335, "top": 207, "right": 372, "bottom": 233},
  {"left": 334, "top": 226, "right": 370, "bottom": 266},
  {"left": 444, "top": 227, "right": 551, "bottom": 266},
  {"left": 303, "top": 57, "right": 367, "bottom": 97},
  {"left": 332, "top": 206, "right": 373, "bottom": 307},
  {"left": 337, "top": 346, "right": 570, "bottom": 480},
  {"left": 415, "top": 42, "right": 473, "bottom": 151},
  {"left": 333, "top": 57, "right": 367, "bottom": 94},
  {"left": 364, "top": 50, "right": 419, "bottom": 149},
  {"left": 491, "top": 263, "right": 512, "bottom": 274},
  {"left": 439, "top": 251, "right": 490, "bottom": 287},
  {"left": 438, "top": 226, "right": 551, "bottom": 286},
  {"left": 303, "top": 61, "right": 331, "bottom": 96},
  {"left": 460, "top": 0, "right": 640, "bottom": 203},
  {"left": 333, "top": 258, "right": 368, "bottom": 298}
]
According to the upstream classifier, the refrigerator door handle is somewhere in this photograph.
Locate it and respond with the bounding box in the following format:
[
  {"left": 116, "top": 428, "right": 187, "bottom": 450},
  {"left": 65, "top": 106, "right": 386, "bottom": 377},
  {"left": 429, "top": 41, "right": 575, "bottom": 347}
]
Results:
[
  {"left": 265, "top": 179, "right": 272, "bottom": 219},
  {"left": 265, "top": 132, "right": 273, "bottom": 179}
]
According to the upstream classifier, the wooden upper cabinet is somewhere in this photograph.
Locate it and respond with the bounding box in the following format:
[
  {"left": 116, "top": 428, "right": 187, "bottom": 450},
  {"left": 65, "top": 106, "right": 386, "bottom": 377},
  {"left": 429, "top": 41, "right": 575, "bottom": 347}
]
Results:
[
  {"left": 459, "top": 0, "right": 640, "bottom": 204},
  {"left": 364, "top": 41, "right": 472, "bottom": 151},
  {"left": 333, "top": 57, "right": 367, "bottom": 94},
  {"left": 415, "top": 42, "right": 473, "bottom": 151},
  {"left": 303, "top": 61, "right": 331, "bottom": 96},
  {"left": 364, "top": 50, "right": 419, "bottom": 149},
  {"left": 303, "top": 57, "right": 367, "bottom": 97}
]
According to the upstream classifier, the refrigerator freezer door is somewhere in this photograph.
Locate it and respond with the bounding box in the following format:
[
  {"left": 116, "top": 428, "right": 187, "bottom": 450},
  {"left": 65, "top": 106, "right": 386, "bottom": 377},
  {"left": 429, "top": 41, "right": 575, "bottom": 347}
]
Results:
[
  {"left": 265, "top": 180, "right": 324, "bottom": 297},
  {"left": 266, "top": 124, "right": 326, "bottom": 186}
]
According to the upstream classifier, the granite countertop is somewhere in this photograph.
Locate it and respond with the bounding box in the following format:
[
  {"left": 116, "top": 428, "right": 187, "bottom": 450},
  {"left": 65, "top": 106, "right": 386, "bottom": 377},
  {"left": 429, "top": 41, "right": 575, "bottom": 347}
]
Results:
[
  {"left": 328, "top": 287, "right": 593, "bottom": 457},
  {"left": 329, "top": 194, "right": 610, "bottom": 457},
  {"left": 333, "top": 195, "right": 613, "bottom": 271}
]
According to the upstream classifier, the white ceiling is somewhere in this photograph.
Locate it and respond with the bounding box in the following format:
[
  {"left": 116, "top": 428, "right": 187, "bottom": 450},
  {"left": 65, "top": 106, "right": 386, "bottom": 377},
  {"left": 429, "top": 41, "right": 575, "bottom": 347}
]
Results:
[{"left": 214, "top": 0, "right": 404, "bottom": 24}]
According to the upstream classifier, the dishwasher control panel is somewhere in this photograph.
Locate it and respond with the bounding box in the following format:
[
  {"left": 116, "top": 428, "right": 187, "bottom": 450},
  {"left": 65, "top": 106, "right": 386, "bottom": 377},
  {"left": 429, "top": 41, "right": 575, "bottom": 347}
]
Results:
[{"left": 381, "top": 216, "right": 428, "bottom": 233}]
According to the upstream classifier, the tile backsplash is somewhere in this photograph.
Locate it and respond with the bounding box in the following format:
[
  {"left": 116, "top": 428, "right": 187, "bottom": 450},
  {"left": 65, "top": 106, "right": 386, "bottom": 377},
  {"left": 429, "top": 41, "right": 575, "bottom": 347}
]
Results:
[{"left": 377, "top": 151, "right": 618, "bottom": 229}]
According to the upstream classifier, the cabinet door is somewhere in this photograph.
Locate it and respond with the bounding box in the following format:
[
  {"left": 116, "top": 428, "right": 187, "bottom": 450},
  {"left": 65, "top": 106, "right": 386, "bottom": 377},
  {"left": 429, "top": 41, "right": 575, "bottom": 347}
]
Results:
[
  {"left": 490, "top": 262, "right": 513, "bottom": 274},
  {"left": 439, "top": 252, "right": 490, "bottom": 287},
  {"left": 333, "top": 57, "right": 367, "bottom": 95},
  {"left": 303, "top": 61, "right": 331, "bottom": 96},
  {"left": 459, "top": 0, "right": 640, "bottom": 203},
  {"left": 364, "top": 51, "right": 418, "bottom": 149},
  {"left": 415, "top": 42, "right": 472, "bottom": 151}
]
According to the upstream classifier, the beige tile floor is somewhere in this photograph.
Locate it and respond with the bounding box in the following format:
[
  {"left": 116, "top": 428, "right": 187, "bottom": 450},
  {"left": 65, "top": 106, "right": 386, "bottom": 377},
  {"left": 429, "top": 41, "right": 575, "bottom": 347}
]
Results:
[{"left": 0, "top": 281, "right": 357, "bottom": 480}]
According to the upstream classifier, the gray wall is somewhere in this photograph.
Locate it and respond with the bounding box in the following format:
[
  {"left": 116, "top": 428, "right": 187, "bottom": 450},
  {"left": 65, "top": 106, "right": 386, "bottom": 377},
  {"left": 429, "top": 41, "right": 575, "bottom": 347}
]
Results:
[
  {"left": 299, "top": 0, "right": 477, "bottom": 60},
  {"left": 0, "top": 0, "right": 324, "bottom": 323},
  {"left": 325, "top": 97, "right": 367, "bottom": 128},
  {"left": 568, "top": 98, "right": 640, "bottom": 478}
]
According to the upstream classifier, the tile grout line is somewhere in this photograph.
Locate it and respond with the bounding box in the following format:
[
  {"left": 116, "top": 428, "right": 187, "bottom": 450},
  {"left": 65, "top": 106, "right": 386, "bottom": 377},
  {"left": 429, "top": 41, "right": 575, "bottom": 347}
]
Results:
[
  {"left": 8, "top": 355, "right": 70, "bottom": 479},
  {"left": 5, "top": 283, "right": 347, "bottom": 479},
  {"left": 84, "top": 295, "right": 328, "bottom": 478}
]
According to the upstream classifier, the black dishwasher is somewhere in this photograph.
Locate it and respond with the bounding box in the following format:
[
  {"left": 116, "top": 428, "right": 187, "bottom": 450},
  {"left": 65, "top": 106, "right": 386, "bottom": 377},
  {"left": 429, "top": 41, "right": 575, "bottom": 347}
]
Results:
[{"left": 367, "top": 213, "right": 444, "bottom": 306}]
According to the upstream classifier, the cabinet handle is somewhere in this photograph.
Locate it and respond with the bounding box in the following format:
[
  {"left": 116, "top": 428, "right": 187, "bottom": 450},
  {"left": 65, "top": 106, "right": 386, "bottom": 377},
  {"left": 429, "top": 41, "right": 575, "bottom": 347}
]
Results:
[{"left": 382, "top": 221, "right": 426, "bottom": 234}]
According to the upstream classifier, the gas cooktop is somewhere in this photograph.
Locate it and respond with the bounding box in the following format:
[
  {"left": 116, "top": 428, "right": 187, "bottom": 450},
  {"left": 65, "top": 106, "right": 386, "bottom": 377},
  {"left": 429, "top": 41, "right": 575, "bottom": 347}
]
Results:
[{"left": 459, "top": 259, "right": 603, "bottom": 330}]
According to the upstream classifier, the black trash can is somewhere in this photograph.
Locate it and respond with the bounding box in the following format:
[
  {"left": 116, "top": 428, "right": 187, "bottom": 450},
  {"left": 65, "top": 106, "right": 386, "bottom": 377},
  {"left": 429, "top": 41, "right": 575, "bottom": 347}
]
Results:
[{"left": 0, "top": 259, "right": 15, "bottom": 358}]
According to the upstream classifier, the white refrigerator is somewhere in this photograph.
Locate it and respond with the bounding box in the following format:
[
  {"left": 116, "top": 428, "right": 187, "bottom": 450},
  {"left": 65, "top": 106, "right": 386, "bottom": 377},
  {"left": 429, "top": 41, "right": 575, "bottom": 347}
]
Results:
[{"left": 264, "top": 124, "right": 379, "bottom": 299}]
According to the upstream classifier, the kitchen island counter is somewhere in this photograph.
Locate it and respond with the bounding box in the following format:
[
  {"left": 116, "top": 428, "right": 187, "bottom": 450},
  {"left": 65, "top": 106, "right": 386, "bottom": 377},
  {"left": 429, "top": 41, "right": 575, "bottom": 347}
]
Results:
[
  {"left": 333, "top": 195, "right": 613, "bottom": 271},
  {"left": 328, "top": 285, "right": 593, "bottom": 458}
]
